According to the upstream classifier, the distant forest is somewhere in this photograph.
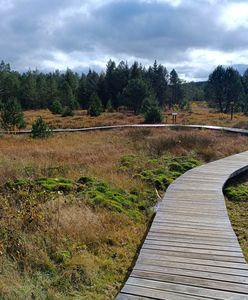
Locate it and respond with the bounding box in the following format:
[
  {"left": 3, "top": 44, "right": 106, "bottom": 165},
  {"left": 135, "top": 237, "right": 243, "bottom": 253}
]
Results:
[{"left": 0, "top": 59, "right": 248, "bottom": 115}]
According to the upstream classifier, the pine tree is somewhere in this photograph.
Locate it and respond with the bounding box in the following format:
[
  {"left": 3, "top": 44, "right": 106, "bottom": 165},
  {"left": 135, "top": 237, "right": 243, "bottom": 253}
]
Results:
[
  {"left": 20, "top": 71, "right": 37, "bottom": 109},
  {"left": 0, "top": 97, "right": 26, "bottom": 131},
  {"left": 106, "top": 99, "right": 114, "bottom": 112},
  {"left": 130, "top": 62, "right": 143, "bottom": 80},
  {"left": 124, "top": 79, "right": 149, "bottom": 114},
  {"left": 77, "top": 74, "right": 87, "bottom": 107},
  {"left": 50, "top": 99, "right": 63, "bottom": 114},
  {"left": 143, "top": 96, "right": 164, "bottom": 124},
  {"left": 46, "top": 74, "right": 59, "bottom": 107},
  {"left": 0, "top": 71, "right": 20, "bottom": 102},
  {"left": 206, "top": 66, "right": 244, "bottom": 113},
  {"left": 169, "top": 69, "right": 183, "bottom": 108},
  {"left": 62, "top": 106, "right": 74, "bottom": 117},
  {"left": 36, "top": 74, "right": 48, "bottom": 108},
  {"left": 147, "top": 61, "right": 168, "bottom": 107},
  {"left": 64, "top": 68, "right": 78, "bottom": 96},
  {"left": 31, "top": 116, "right": 52, "bottom": 138},
  {"left": 88, "top": 94, "right": 103, "bottom": 117},
  {"left": 224, "top": 67, "right": 244, "bottom": 113},
  {"left": 85, "top": 70, "right": 99, "bottom": 108}
]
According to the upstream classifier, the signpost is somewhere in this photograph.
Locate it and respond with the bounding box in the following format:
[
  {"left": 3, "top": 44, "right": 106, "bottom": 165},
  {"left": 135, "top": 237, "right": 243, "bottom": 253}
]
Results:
[{"left": 172, "top": 112, "right": 177, "bottom": 124}]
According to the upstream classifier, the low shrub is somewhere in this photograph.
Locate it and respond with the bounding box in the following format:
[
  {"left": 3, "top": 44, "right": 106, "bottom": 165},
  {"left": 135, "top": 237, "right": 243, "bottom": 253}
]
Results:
[
  {"left": 144, "top": 105, "right": 164, "bottom": 124},
  {"left": 62, "top": 106, "right": 74, "bottom": 117},
  {"left": 31, "top": 117, "right": 52, "bottom": 139},
  {"left": 49, "top": 100, "right": 63, "bottom": 115},
  {"left": 225, "top": 184, "right": 248, "bottom": 202}
]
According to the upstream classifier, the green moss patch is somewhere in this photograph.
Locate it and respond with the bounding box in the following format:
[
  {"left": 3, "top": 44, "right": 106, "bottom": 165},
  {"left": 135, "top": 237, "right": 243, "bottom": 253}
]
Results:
[
  {"left": 120, "top": 155, "right": 201, "bottom": 191},
  {"left": 225, "top": 184, "right": 248, "bottom": 202},
  {"left": 36, "top": 177, "right": 74, "bottom": 192},
  {"left": 78, "top": 176, "right": 155, "bottom": 219}
]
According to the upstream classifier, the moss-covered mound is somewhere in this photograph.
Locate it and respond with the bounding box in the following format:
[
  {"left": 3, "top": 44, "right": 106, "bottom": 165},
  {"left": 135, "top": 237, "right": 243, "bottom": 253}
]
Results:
[
  {"left": 77, "top": 176, "right": 155, "bottom": 219},
  {"left": 120, "top": 155, "right": 201, "bottom": 191},
  {"left": 225, "top": 184, "right": 248, "bottom": 202}
]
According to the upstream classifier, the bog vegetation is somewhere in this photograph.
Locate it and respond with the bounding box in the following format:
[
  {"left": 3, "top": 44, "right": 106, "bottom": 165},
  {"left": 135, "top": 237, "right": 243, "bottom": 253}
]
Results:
[{"left": 1, "top": 128, "right": 248, "bottom": 299}]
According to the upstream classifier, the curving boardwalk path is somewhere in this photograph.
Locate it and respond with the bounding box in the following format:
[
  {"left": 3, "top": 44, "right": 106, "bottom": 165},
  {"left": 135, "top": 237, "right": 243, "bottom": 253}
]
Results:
[
  {"left": 2, "top": 124, "right": 248, "bottom": 135},
  {"left": 117, "top": 151, "right": 248, "bottom": 300}
]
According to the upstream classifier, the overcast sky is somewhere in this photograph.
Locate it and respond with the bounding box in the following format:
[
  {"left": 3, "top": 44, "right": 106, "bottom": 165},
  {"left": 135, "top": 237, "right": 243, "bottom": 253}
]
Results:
[{"left": 1, "top": 0, "right": 248, "bottom": 81}]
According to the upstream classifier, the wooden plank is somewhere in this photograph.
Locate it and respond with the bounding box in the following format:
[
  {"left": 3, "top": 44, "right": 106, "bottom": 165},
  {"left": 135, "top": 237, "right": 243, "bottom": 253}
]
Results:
[
  {"left": 125, "top": 277, "right": 248, "bottom": 300},
  {"left": 139, "top": 247, "right": 246, "bottom": 263},
  {"left": 119, "top": 285, "right": 210, "bottom": 300},
  {"left": 137, "top": 257, "right": 248, "bottom": 277},
  {"left": 139, "top": 251, "right": 248, "bottom": 270},
  {"left": 134, "top": 263, "right": 248, "bottom": 286},
  {"left": 146, "top": 234, "right": 240, "bottom": 247},
  {"left": 144, "top": 239, "right": 242, "bottom": 252}
]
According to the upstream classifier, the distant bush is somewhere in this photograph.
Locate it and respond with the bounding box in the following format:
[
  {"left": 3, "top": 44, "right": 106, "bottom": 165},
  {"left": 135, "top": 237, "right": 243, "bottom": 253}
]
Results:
[
  {"left": 50, "top": 100, "right": 63, "bottom": 114},
  {"left": 88, "top": 94, "right": 103, "bottom": 117},
  {"left": 144, "top": 105, "right": 164, "bottom": 124},
  {"left": 62, "top": 106, "right": 74, "bottom": 117},
  {"left": 31, "top": 116, "right": 52, "bottom": 139},
  {"left": 69, "top": 98, "right": 80, "bottom": 110},
  {"left": 142, "top": 96, "right": 164, "bottom": 124},
  {"left": 106, "top": 99, "right": 114, "bottom": 112},
  {"left": 182, "top": 100, "right": 193, "bottom": 112}
]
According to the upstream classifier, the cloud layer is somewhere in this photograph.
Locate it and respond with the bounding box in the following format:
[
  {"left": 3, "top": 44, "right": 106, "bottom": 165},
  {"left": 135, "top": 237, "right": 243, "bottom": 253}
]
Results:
[{"left": 1, "top": 0, "right": 248, "bottom": 80}]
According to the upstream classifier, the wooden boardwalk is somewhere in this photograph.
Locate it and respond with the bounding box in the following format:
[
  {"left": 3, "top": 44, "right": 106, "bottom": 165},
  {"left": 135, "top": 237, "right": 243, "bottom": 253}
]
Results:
[
  {"left": 3, "top": 124, "right": 248, "bottom": 135},
  {"left": 117, "top": 151, "right": 248, "bottom": 300}
]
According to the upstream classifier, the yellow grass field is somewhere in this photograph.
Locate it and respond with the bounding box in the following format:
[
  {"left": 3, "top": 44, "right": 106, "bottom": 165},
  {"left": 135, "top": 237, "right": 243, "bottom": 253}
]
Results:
[{"left": 23, "top": 102, "right": 248, "bottom": 130}]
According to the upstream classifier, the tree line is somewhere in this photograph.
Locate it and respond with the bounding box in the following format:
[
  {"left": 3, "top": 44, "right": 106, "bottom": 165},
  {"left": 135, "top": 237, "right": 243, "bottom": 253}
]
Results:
[
  {"left": 0, "top": 60, "right": 185, "bottom": 114},
  {"left": 1, "top": 59, "right": 248, "bottom": 121}
]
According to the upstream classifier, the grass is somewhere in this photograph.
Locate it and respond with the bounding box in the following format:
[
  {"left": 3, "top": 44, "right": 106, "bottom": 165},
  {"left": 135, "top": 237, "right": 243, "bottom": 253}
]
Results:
[
  {"left": 23, "top": 102, "right": 248, "bottom": 130},
  {"left": 1, "top": 128, "right": 248, "bottom": 299},
  {"left": 24, "top": 110, "right": 143, "bottom": 130},
  {"left": 225, "top": 173, "right": 248, "bottom": 261}
]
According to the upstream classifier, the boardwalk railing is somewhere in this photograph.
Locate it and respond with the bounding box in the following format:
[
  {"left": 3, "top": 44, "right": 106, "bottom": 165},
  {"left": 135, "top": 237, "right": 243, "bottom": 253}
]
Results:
[{"left": 117, "top": 151, "right": 248, "bottom": 300}]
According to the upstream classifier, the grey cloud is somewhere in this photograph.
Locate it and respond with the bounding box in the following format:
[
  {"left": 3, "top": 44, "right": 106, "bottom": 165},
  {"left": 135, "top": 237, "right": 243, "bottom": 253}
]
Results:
[{"left": 0, "top": 0, "right": 248, "bottom": 80}]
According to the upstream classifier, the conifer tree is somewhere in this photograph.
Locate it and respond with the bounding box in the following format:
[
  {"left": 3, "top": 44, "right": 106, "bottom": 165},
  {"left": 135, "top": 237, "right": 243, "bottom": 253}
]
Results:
[
  {"left": 31, "top": 116, "right": 52, "bottom": 138},
  {"left": 50, "top": 99, "right": 63, "bottom": 114},
  {"left": 0, "top": 97, "right": 26, "bottom": 131},
  {"left": 142, "top": 96, "right": 164, "bottom": 124},
  {"left": 124, "top": 79, "right": 149, "bottom": 114},
  {"left": 88, "top": 93, "right": 103, "bottom": 117}
]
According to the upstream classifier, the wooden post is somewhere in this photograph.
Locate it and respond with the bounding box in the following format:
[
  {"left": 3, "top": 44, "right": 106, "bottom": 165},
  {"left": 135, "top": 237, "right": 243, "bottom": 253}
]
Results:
[{"left": 230, "top": 101, "right": 234, "bottom": 121}]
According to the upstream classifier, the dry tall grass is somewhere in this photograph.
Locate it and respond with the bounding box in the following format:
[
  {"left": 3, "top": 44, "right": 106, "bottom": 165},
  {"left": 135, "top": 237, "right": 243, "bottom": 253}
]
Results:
[{"left": 23, "top": 102, "right": 248, "bottom": 130}]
